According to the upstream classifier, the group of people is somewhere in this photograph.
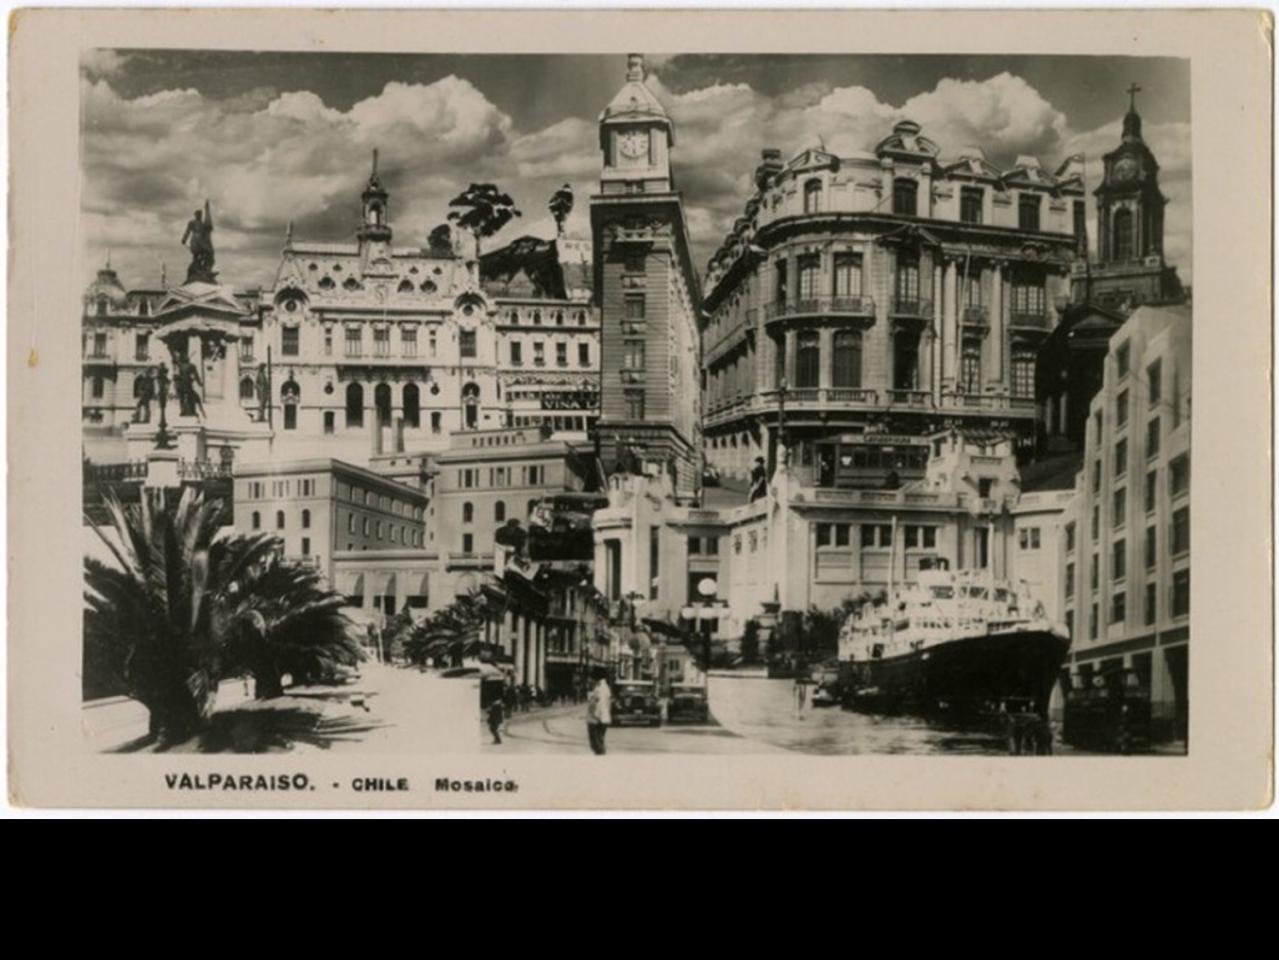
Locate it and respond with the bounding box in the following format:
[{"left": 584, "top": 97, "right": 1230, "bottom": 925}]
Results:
[{"left": 483, "top": 668, "right": 614, "bottom": 755}]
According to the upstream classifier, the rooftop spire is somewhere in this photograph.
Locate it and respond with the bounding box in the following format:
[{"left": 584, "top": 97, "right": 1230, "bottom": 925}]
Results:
[
  {"left": 1122, "top": 82, "right": 1144, "bottom": 141},
  {"left": 626, "top": 53, "right": 644, "bottom": 83}
]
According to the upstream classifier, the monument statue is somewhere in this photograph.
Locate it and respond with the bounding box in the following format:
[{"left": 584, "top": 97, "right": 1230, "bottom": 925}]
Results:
[
  {"left": 174, "top": 352, "right": 205, "bottom": 419},
  {"left": 181, "top": 199, "right": 217, "bottom": 284},
  {"left": 132, "top": 368, "right": 154, "bottom": 424},
  {"left": 153, "top": 362, "right": 175, "bottom": 449}
]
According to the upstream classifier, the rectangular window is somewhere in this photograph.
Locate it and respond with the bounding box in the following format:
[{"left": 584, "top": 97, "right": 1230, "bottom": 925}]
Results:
[
  {"left": 1171, "top": 506, "right": 1190, "bottom": 555},
  {"left": 1089, "top": 603, "right": 1098, "bottom": 640},
  {"left": 1090, "top": 554, "right": 1099, "bottom": 591},
  {"left": 282, "top": 326, "right": 299, "bottom": 357},
  {"left": 533, "top": 341, "right": 545, "bottom": 366},
  {"left": 1172, "top": 568, "right": 1190, "bottom": 617},
  {"left": 1116, "top": 389, "right": 1129, "bottom": 428},
  {"left": 1147, "top": 359, "right": 1162, "bottom": 405},
  {"left": 774, "top": 261, "right": 788, "bottom": 303},
  {"left": 301, "top": 536, "right": 311, "bottom": 556},
  {"left": 1065, "top": 522, "right": 1076, "bottom": 553},
  {"left": 1091, "top": 460, "right": 1101, "bottom": 493},
  {"left": 625, "top": 295, "right": 646, "bottom": 319},
  {"left": 323, "top": 330, "right": 333, "bottom": 356},
  {"left": 1018, "top": 193, "right": 1041, "bottom": 231},
  {"left": 688, "top": 536, "right": 701, "bottom": 555},
  {"left": 556, "top": 341, "right": 568, "bottom": 366},
  {"left": 431, "top": 412, "right": 441, "bottom": 434},
  {"left": 960, "top": 187, "right": 983, "bottom": 224},
  {"left": 1146, "top": 417, "right": 1160, "bottom": 458},
  {"left": 510, "top": 341, "right": 522, "bottom": 365},
  {"left": 240, "top": 337, "right": 255, "bottom": 362},
  {"left": 649, "top": 527, "right": 660, "bottom": 601},
  {"left": 578, "top": 342, "right": 590, "bottom": 366},
  {"left": 1145, "top": 526, "right": 1157, "bottom": 569},
  {"left": 1011, "top": 274, "right": 1045, "bottom": 315},
  {"left": 892, "top": 178, "right": 917, "bottom": 216},
  {"left": 798, "top": 255, "right": 820, "bottom": 300},
  {"left": 402, "top": 327, "right": 417, "bottom": 357},
  {"left": 1145, "top": 582, "right": 1157, "bottom": 625},
  {"left": 92, "top": 376, "right": 105, "bottom": 398},
  {"left": 1145, "top": 470, "right": 1158, "bottom": 513},
  {"left": 1073, "top": 200, "right": 1086, "bottom": 243},
  {"left": 1170, "top": 455, "right": 1189, "bottom": 498},
  {"left": 345, "top": 327, "right": 361, "bottom": 357},
  {"left": 623, "top": 340, "right": 645, "bottom": 371},
  {"left": 1091, "top": 505, "right": 1100, "bottom": 542},
  {"left": 373, "top": 327, "right": 390, "bottom": 358},
  {"left": 895, "top": 254, "right": 920, "bottom": 301},
  {"left": 459, "top": 330, "right": 477, "bottom": 359},
  {"left": 462, "top": 533, "right": 473, "bottom": 554},
  {"left": 1112, "top": 539, "right": 1126, "bottom": 581},
  {"left": 93, "top": 333, "right": 108, "bottom": 357},
  {"left": 832, "top": 253, "right": 862, "bottom": 297},
  {"left": 1065, "top": 562, "right": 1075, "bottom": 599},
  {"left": 624, "top": 252, "right": 645, "bottom": 274},
  {"left": 1116, "top": 341, "right": 1130, "bottom": 378},
  {"left": 1114, "top": 438, "right": 1127, "bottom": 478},
  {"left": 1112, "top": 488, "right": 1126, "bottom": 528},
  {"left": 624, "top": 390, "right": 645, "bottom": 420},
  {"left": 135, "top": 333, "right": 150, "bottom": 361},
  {"left": 1111, "top": 591, "right": 1126, "bottom": 624}
]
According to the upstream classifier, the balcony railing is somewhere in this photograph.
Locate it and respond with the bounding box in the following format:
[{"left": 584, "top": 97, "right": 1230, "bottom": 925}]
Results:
[
  {"left": 961, "top": 305, "right": 989, "bottom": 326},
  {"left": 84, "top": 460, "right": 149, "bottom": 483},
  {"left": 890, "top": 298, "right": 934, "bottom": 319},
  {"left": 825, "top": 387, "right": 878, "bottom": 403},
  {"left": 940, "top": 393, "right": 1037, "bottom": 414},
  {"left": 763, "top": 295, "right": 875, "bottom": 322},
  {"left": 178, "top": 458, "right": 234, "bottom": 480},
  {"left": 888, "top": 389, "right": 932, "bottom": 407},
  {"left": 1009, "top": 310, "right": 1052, "bottom": 330}
]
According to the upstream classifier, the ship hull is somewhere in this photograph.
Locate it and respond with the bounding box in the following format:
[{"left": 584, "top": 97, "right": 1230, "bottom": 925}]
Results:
[{"left": 843, "top": 629, "right": 1069, "bottom": 717}]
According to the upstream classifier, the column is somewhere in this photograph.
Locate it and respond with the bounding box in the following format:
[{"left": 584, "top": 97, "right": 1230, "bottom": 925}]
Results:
[
  {"left": 514, "top": 612, "right": 526, "bottom": 683},
  {"left": 943, "top": 258, "right": 958, "bottom": 390},
  {"left": 988, "top": 261, "right": 1004, "bottom": 385},
  {"left": 536, "top": 622, "right": 546, "bottom": 691},
  {"left": 818, "top": 328, "right": 833, "bottom": 390},
  {"left": 783, "top": 329, "right": 797, "bottom": 388}
]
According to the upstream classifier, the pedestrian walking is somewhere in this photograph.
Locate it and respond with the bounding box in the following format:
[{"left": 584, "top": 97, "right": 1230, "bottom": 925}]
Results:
[
  {"left": 586, "top": 667, "right": 611, "bottom": 755},
  {"left": 487, "top": 697, "right": 505, "bottom": 745}
]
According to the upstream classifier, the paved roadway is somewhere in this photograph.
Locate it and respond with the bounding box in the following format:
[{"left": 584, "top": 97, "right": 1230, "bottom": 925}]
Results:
[{"left": 487, "top": 705, "right": 786, "bottom": 754}]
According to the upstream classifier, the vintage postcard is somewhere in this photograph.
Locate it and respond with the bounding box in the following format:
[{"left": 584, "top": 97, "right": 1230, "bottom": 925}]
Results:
[{"left": 7, "top": 7, "right": 1273, "bottom": 810}]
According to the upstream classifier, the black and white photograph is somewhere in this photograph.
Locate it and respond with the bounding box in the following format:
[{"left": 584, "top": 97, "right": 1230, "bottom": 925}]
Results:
[{"left": 7, "top": 7, "right": 1272, "bottom": 809}]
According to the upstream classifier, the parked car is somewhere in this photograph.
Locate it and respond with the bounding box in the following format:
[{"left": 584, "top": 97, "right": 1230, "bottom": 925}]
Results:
[
  {"left": 1062, "top": 668, "right": 1152, "bottom": 754},
  {"left": 666, "top": 684, "right": 710, "bottom": 724},
  {"left": 612, "top": 679, "right": 662, "bottom": 727}
]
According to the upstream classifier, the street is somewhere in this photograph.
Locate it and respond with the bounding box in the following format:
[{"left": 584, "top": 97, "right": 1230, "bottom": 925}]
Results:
[{"left": 487, "top": 705, "right": 786, "bottom": 754}]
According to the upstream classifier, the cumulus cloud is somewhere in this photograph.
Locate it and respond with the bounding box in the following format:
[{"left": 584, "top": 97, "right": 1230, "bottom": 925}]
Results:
[{"left": 81, "top": 67, "right": 1191, "bottom": 290}]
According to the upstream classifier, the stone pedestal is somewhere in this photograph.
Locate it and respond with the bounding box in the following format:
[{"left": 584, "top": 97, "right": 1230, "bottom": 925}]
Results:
[{"left": 144, "top": 449, "right": 181, "bottom": 489}]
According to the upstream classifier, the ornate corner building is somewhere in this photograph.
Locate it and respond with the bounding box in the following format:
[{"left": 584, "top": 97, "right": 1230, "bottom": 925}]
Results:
[{"left": 591, "top": 54, "right": 703, "bottom": 502}]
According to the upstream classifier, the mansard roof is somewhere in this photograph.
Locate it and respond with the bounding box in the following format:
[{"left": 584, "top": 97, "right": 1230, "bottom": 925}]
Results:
[{"left": 875, "top": 119, "right": 941, "bottom": 160}]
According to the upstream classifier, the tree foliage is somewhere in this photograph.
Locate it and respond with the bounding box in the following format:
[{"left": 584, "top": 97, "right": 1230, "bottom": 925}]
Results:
[
  {"left": 403, "top": 590, "right": 491, "bottom": 666},
  {"left": 84, "top": 489, "right": 362, "bottom": 745},
  {"left": 447, "top": 183, "right": 521, "bottom": 258},
  {"left": 548, "top": 184, "right": 574, "bottom": 237}
]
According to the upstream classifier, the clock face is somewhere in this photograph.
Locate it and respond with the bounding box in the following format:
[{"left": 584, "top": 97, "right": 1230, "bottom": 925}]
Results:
[
  {"left": 618, "top": 129, "right": 649, "bottom": 161},
  {"left": 1113, "top": 157, "right": 1140, "bottom": 183}
]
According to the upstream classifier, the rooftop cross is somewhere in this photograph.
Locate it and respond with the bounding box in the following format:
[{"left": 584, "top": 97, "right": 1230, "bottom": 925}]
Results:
[{"left": 1127, "top": 82, "right": 1142, "bottom": 112}]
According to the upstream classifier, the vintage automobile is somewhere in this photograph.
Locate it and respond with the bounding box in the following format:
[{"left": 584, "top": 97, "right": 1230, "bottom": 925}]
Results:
[
  {"left": 1062, "top": 668, "right": 1152, "bottom": 754},
  {"left": 666, "top": 684, "right": 710, "bottom": 724},
  {"left": 612, "top": 679, "right": 662, "bottom": 727}
]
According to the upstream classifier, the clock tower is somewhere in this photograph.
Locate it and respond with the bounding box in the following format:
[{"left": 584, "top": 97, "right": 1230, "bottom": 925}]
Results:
[
  {"left": 1069, "top": 84, "right": 1183, "bottom": 312},
  {"left": 591, "top": 54, "right": 702, "bottom": 501},
  {"left": 598, "top": 53, "right": 675, "bottom": 195}
]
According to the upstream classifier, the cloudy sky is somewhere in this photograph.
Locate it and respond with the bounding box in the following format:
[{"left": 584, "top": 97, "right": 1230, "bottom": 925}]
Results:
[{"left": 81, "top": 51, "right": 1190, "bottom": 291}]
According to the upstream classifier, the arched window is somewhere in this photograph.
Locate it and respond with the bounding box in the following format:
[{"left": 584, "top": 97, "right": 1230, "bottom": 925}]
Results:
[
  {"left": 795, "top": 330, "right": 820, "bottom": 388},
  {"left": 892, "top": 178, "right": 918, "bottom": 216},
  {"left": 532, "top": 310, "right": 542, "bottom": 326},
  {"left": 403, "top": 383, "right": 420, "bottom": 428},
  {"left": 252, "top": 511, "right": 261, "bottom": 530},
  {"left": 362, "top": 517, "right": 369, "bottom": 536},
  {"left": 832, "top": 330, "right": 863, "bottom": 388},
  {"left": 346, "top": 382, "right": 364, "bottom": 427},
  {"left": 462, "top": 381, "right": 480, "bottom": 430},
  {"left": 276, "top": 511, "right": 285, "bottom": 530},
  {"left": 555, "top": 311, "right": 564, "bottom": 326},
  {"left": 281, "top": 380, "right": 300, "bottom": 431},
  {"left": 374, "top": 383, "right": 392, "bottom": 425},
  {"left": 462, "top": 502, "right": 473, "bottom": 524},
  {"left": 398, "top": 279, "right": 413, "bottom": 293},
  {"left": 239, "top": 376, "right": 255, "bottom": 401},
  {"left": 495, "top": 501, "right": 506, "bottom": 523},
  {"left": 803, "top": 178, "right": 823, "bottom": 214},
  {"left": 1012, "top": 348, "right": 1036, "bottom": 399},
  {"left": 1113, "top": 208, "right": 1134, "bottom": 261},
  {"left": 302, "top": 509, "right": 311, "bottom": 529}
]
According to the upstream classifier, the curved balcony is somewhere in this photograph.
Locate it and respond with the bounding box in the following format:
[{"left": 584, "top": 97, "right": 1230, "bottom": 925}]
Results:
[
  {"left": 961, "top": 304, "right": 989, "bottom": 328},
  {"left": 763, "top": 295, "right": 876, "bottom": 325}
]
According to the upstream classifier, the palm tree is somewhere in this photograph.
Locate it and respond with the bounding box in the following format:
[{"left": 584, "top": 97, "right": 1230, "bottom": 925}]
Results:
[
  {"left": 84, "top": 488, "right": 362, "bottom": 745},
  {"left": 548, "top": 184, "right": 574, "bottom": 238},
  {"left": 447, "top": 183, "right": 521, "bottom": 259},
  {"left": 84, "top": 489, "right": 230, "bottom": 745}
]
